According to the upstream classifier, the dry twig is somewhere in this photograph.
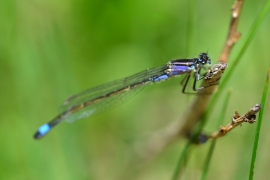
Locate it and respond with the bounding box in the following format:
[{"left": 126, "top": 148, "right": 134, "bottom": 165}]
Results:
[
  {"left": 219, "top": 0, "right": 243, "bottom": 63},
  {"left": 139, "top": 62, "right": 227, "bottom": 159},
  {"left": 179, "top": 0, "right": 244, "bottom": 139},
  {"left": 207, "top": 104, "right": 261, "bottom": 140},
  {"left": 139, "top": 0, "right": 244, "bottom": 159}
]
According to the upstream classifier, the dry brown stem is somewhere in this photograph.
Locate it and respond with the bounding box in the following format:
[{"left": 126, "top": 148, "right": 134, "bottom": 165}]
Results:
[
  {"left": 219, "top": 0, "right": 243, "bottom": 63},
  {"left": 140, "top": 0, "right": 245, "bottom": 159},
  {"left": 208, "top": 104, "right": 261, "bottom": 140}
]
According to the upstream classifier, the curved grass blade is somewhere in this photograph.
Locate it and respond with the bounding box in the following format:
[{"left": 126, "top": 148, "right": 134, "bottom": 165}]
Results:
[
  {"left": 218, "top": 0, "right": 270, "bottom": 92},
  {"left": 249, "top": 67, "right": 270, "bottom": 180},
  {"left": 200, "top": 89, "right": 232, "bottom": 180}
]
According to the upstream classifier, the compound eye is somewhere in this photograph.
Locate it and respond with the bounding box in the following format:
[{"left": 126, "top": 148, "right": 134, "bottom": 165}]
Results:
[{"left": 199, "top": 53, "right": 210, "bottom": 64}]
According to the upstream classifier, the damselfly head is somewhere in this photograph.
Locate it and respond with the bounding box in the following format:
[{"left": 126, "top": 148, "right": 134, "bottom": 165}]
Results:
[{"left": 198, "top": 53, "right": 211, "bottom": 66}]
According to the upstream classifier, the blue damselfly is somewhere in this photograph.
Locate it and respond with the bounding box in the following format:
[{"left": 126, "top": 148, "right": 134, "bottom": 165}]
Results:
[{"left": 34, "top": 53, "right": 211, "bottom": 139}]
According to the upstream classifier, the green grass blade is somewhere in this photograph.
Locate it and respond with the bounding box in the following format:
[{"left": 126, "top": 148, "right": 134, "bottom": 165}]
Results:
[
  {"left": 248, "top": 67, "right": 270, "bottom": 180},
  {"left": 200, "top": 140, "right": 216, "bottom": 180},
  {"left": 171, "top": 140, "right": 192, "bottom": 180},
  {"left": 171, "top": 102, "right": 215, "bottom": 180},
  {"left": 200, "top": 89, "right": 232, "bottom": 180},
  {"left": 218, "top": 0, "right": 270, "bottom": 92}
]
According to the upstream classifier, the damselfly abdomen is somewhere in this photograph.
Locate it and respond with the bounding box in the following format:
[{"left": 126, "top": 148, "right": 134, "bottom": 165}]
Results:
[{"left": 34, "top": 53, "right": 211, "bottom": 139}]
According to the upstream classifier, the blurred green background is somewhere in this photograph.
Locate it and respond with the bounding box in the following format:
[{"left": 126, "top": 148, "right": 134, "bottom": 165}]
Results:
[{"left": 1, "top": 0, "right": 270, "bottom": 179}]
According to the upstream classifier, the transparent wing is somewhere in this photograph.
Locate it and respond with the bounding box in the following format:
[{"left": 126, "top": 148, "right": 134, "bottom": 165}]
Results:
[{"left": 61, "top": 65, "right": 168, "bottom": 123}]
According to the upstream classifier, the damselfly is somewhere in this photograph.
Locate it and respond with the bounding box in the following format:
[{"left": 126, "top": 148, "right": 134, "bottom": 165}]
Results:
[{"left": 34, "top": 53, "right": 211, "bottom": 139}]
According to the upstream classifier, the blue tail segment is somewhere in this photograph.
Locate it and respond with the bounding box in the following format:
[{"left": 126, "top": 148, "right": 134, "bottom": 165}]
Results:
[
  {"left": 34, "top": 115, "right": 63, "bottom": 139},
  {"left": 34, "top": 124, "right": 51, "bottom": 139}
]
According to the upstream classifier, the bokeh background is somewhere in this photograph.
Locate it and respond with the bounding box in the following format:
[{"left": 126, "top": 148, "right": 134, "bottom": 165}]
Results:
[{"left": 1, "top": 0, "right": 269, "bottom": 179}]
